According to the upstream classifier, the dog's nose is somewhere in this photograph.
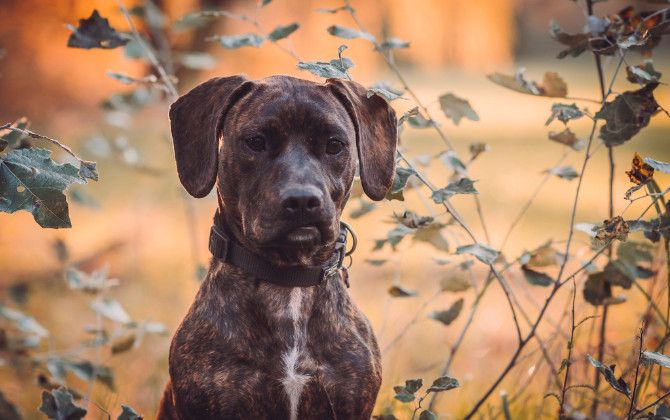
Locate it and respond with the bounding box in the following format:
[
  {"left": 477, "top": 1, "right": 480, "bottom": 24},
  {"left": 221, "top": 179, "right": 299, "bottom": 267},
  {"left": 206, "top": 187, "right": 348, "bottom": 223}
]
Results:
[{"left": 281, "top": 187, "right": 323, "bottom": 216}]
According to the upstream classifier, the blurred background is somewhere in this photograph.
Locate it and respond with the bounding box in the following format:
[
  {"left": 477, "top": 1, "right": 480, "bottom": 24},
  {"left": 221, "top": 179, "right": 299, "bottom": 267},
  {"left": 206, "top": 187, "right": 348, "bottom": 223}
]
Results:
[{"left": 0, "top": 0, "right": 669, "bottom": 418}]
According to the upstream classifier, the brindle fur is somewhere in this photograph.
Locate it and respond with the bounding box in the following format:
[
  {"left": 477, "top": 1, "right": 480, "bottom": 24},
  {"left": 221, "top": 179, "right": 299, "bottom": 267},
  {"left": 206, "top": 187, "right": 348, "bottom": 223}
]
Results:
[{"left": 158, "top": 75, "right": 397, "bottom": 419}]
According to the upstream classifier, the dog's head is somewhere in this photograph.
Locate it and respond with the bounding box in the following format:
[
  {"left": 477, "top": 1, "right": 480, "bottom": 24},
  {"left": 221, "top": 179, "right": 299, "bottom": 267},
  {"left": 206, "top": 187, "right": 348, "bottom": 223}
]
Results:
[{"left": 170, "top": 75, "right": 397, "bottom": 264}]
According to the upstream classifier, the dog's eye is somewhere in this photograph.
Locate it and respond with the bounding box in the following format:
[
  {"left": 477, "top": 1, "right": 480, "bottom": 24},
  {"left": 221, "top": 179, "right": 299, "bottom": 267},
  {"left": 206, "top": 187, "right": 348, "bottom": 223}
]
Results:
[
  {"left": 245, "top": 137, "right": 266, "bottom": 152},
  {"left": 325, "top": 138, "right": 345, "bottom": 155}
]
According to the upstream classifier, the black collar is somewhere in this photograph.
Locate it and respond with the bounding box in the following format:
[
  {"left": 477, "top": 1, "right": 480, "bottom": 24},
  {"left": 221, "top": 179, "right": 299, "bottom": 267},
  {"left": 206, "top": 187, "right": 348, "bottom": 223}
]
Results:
[{"left": 208, "top": 211, "right": 355, "bottom": 288}]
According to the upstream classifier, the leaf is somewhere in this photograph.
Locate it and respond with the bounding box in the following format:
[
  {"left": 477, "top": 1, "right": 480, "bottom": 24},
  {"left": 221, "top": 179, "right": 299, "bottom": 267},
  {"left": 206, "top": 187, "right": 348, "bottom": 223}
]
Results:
[
  {"left": 641, "top": 351, "right": 670, "bottom": 369},
  {"left": 39, "top": 388, "right": 87, "bottom": 420},
  {"left": 111, "top": 332, "right": 137, "bottom": 354},
  {"left": 393, "top": 210, "right": 433, "bottom": 229},
  {"left": 212, "top": 33, "right": 264, "bottom": 49},
  {"left": 47, "top": 358, "right": 115, "bottom": 390},
  {"left": 176, "top": 52, "right": 217, "bottom": 70},
  {"left": 488, "top": 69, "right": 567, "bottom": 98},
  {"left": 595, "top": 83, "right": 659, "bottom": 146},
  {"left": 326, "top": 25, "right": 375, "bottom": 42},
  {"left": 316, "top": 6, "right": 353, "bottom": 14},
  {"left": 440, "top": 275, "right": 471, "bottom": 293},
  {"left": 0, "top": 148, "right": 86, "bottom": 228},
  {"left": 365, "top": 259, "right": 387, "bottom": 266},
  {"left": 549, "top": 20, "right": 590, "bottom": 59},
  {"left": 438, "top": 151, "right": 467, "bottom": 176},
  {"left": 376, "top": 37, "right": 410, "bottom": 51},
  {"left": 456, "top": 244, "right": 499, "bottom": 265},
  {"left": 521, "top": 265, "right": 554, "bottom": 286},
  {"left": 386, "top": 167, "right": 416, "bottom": 201},
  {"left": 594, "top": 216, "right": 630, "bottom": 244},
  {"left": 469, "top": 142, "right": 490, "bottom": 162},
  {"left": 67, "top": 10, "right": 130, "bottom": 49},
  {"left": 545, "top": 103, "right": 584, "bottom": 125},
  {"left": 268, "top": 23, "right": 299, "bottom": 41},
  {"left": 349, "top": 200, "right": 375, "bottom": 219},
  {"left": 645, "top": 157, "right": 670, "bottom": 174},
  {"left": 419, "top": 410, "right": 437, "bottom": 420},
  {"left": 90, "top": 298, "right": 132, "bottom": 324},
  {"left": 261, "top": 0, "right": 272, "bottom": 6},
  {"left": 0, "top": 118, "right": 30, "bottom": 149},
  {"left": 0, "top": 391, "right": 21, "bottom": 420},
  {"left": 544, "top": 165, "right": 579, "bottom": 180},
  {"left": 427, "top": 375, "right": 460, "bottom": 392},
  {"left": 0, "top": 305, "right": 49, "bottom": 337},
  {"left": 439, "top": 93, "right": 479, "bottom": 125},
  {"left": 388, "top": 285, "right": 417, "bottom": 297},
  {"left": 603, "top": 261, "right": 633, "bottom": 289},
  {"left": 78, "top": 160, "right": 98, "bottom": 182},
  {"left": 431, "top": 178, "right": 478, "bottom": 203},
  {"left": 367, "top": 87, "right": 403, "bottom": 102},
  {"left": 548, "top": 127, "right": 585, "bottom": 151},
  {"left": 583, "top": 272, "right": 612, "bottom": 306},
  {"left": 393, "top": 378, "right": 422, "bottom": 402},
  {"left": 627, "top": 61, "right": 662, "bottom": 85},
  {"left": 66, "top": 266, "right": 119, "bottom": 294},
  {"left": 587, "top": 355, "right": 630, "bottom": 396},
  {"left": 429, "top": 298, "right": 464, "bottom": 326},
  {"left": 627, "top": 153, "right": 655, "bottom": 185},
  {"left": 297, "top": 51, "right": 354, "bottom": 79},
  {"left": 118, "top": 405, "right": 142, "bottom": 420},
  {"left": 413, "top": 223, "right": 450, "bottom": 252}
]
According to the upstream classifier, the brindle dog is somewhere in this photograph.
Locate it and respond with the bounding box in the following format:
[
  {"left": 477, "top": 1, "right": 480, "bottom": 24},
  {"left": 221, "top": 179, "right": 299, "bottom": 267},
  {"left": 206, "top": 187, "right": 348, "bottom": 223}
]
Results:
[{"left": 158, "top": 75, "right": 398, "bottom": 420}]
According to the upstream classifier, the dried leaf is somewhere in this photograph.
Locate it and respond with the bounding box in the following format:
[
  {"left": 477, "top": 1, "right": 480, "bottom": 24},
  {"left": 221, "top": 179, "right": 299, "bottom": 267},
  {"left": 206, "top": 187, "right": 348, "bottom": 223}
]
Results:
[
  {"left": 90, "top": 298, "right": 132, "bottom": 324},
  {"left": 376, "top": 37, "right": 410, "bottom": 51},
  {"left": 386, "top": 167, "right": 416, "bottom": 201},
  {"left": 431, "top": 178, "right": 478, "bottom": 203},
  {"left": 546, "top": 103, "right": 584, "bottom": 125},
  {"left": 641, "top": 351, "right": 670, "bottom": 369},
  {"left": 39, "top": 388, "right": 86, "bottom": 420},
  {"left": 644, "top": 157, "right": 670, "bottom": 174},
  {"left": 626, "top": 153, "right": 655, "bottom": 185},
  {"left": 297, "top": 47, "right": 353, "bottom": 80},
  {"left": 521, "top": 265, "right": 554, "bottom": 287},
  {"left": 67, "top": 10, "right": 130, "bottom": 50},
  {"left": 118, "top": 404, "right": 143, "bottom": 420},
  {"left": 393, "top": 210, "right": 433, "bottom": 229},
  {"left": 388, "top": 285, "right": 417, "bottom": 297},
  {"left": 439, "top": 93, "right": 479, "bottom": 125},
  {"left": 595, "top": 83, "right": 659, "bottom": 146},
  {"left": 327, "top": 25, "right": 375, "bottom": 42},
  {"left": 550, "top": 20, "right": 590, "bottom": 59},
  {"left": 544, "top": 165, "right": 579, "bottom": 180},
  {"left": 488, "top": 69, "right": 567, "bottom": 98},
  {"left": 469, "top": 142, "right": 490, "bottom": 161},
  {"left": 584, "top": 272, "right": 612, "bottom": 306},
  {"left": 427, "top": 376, "right": 460, "bottom": 392},
  {"left": 440, "top": 275, "right": 471, "bottom": 293},
  {"left": 429, "top": 298, "right": 464, "bottom": 326},
  {"left": 587, "top": 355, "right": 630, "bottom": 396},
  {"left": 548, "top": 127, "right": 585, "bottom": 151},
  {"left": 212, "top": 33, "right": 264, "bottom": 49},
  {"left": 627, "top": 61, "right": 662, "bottom": 84},
  {"left": 456, "top": 244, "right": 499, "bottom": 265},
  {"left": 594, "top": 216, "right": 630, "bottom": 243}
]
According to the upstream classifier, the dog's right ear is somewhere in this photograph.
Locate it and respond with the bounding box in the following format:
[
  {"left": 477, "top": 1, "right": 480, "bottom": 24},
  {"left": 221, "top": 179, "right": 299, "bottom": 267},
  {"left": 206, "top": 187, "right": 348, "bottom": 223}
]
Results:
[{"left": 170, "top": 76, "right": 251, "bottom": 198}]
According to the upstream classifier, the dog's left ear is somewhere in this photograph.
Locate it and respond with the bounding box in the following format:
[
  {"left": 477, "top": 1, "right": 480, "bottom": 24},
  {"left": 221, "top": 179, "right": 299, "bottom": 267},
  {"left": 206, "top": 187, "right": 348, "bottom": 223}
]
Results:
[
  {"left": 170, "top": 75, "right": 251, "bottom": 198},
  {"left": 327, "top": 78, "right": 398, "bottom": 201}
]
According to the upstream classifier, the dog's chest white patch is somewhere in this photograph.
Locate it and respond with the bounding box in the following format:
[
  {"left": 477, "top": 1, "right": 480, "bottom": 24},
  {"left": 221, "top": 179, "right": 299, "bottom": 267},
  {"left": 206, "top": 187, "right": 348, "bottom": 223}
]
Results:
[{"left": 281, "top": 288, "right": 311, "bottom": 420}]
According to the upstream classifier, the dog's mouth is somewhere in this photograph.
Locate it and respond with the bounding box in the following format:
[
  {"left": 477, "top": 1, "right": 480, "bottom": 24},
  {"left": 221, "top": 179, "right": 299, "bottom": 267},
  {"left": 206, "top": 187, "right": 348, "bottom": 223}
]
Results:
[{"left": 286, "top": 225, "right": 320, "bottom": 244}]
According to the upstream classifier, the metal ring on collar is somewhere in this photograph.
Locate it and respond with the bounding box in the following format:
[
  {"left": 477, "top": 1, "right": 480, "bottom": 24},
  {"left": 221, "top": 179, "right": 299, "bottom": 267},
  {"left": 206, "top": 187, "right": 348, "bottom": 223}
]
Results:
[{"left": 340, "top": 220, "right": 357, "bottom": 257}]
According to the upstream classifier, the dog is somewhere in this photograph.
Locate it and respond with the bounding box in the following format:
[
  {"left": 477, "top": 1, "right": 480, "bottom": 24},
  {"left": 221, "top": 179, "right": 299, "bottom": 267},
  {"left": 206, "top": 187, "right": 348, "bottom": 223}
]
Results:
[{"left": 157, "top": 75, "right": 398, "bottom": 420}]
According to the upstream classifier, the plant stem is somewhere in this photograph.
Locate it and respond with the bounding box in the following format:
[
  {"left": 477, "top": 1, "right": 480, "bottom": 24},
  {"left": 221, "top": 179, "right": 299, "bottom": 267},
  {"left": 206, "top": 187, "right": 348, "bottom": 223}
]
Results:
[{"left": 559, "top": 279, "right": 578, "bottom": 418}]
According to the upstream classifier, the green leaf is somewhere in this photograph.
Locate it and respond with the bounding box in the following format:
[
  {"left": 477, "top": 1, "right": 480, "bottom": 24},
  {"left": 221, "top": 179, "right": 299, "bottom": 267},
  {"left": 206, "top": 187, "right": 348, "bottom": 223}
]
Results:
[
  {"left": 0, "top": 148, "right": 86, "bottom": 228},
  {"left": 261, "top": 0, "right": 272, "bottom": 5},
  {"left": 388, "top": 285, "right": 417, "bottom": 297},
  {"left": 91, "top": 297, "right": 132, "bottom": 324},
  {"left": 488, "top": 70, "right": 567, "bottom": 98},
  {"left": 587, "top": 355, "right": 630, "bottom": 396},
  {"left": 439, "top": 93, "right": 479, "bottom": 125},
  {"left": 548, "top": 127, "right": 585, "bottom": 151},
  {"left": 431, "top": 178, "right": 478, "bottom": 203},
  {"left": 427, "top": 375, "right": 460, "bottom": 392},
  {"left": 545, "top": 103, "right": 583, "bottom": 125},
  {"left": 644, "top": 157, "right": 670, "bottom": 174},
  {"left": 521, "top": 265, "right": 554, "bottom": 287},
  {"left": 376, "top": 37, "right": 410, "bottom": 51},
  {"left": 385, "top": 167, "right": 416, "bottom": 201},
  {"left": 67, "top": 10, "right": 130, "bottom": 50},
  {"left": 268, "top": 23, "right": 299, "bottom": 41},
  {"left": 0, "top": 304, "right": 49, "bottom": 337},
  {"left": 213, "top": 33, "right": 264, "bottom": 49},
  {"left": 118, "top": 404, "right": 142, "bottom": 420},
  {"left": 456, "top": 244, "right": 499, "bottom": 265},
  {"left": 419, "top": 410, "right": 437, "bottom": 420},
  {"left": 429, "top": 298, "right": 464, "bottom": 326},
  {"left": 327, "top": 25, "right": 375, "bottom": 42},
  {"left": 595, "top": 83, "right": 659, "bottom": 146},
  {"left": 39, "top": 388, "right": 86, "bottom": 420},
  {"left": 544, "top": 165, "right": 579, "bottom": 180}
]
